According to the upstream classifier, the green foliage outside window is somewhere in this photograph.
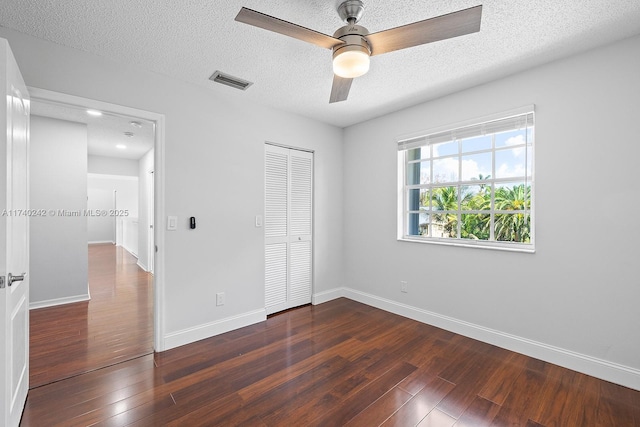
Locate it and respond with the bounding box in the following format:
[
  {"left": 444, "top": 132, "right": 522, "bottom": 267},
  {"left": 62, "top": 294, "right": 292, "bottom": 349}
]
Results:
[{"left": 424, "top": 183, "right": 531, "bottom": 243}]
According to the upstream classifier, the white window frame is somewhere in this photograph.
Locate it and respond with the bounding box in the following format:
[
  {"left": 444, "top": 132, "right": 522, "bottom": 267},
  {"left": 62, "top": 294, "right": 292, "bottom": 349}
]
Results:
[{"left": 397, "top": 106, "right": 535, "bottom": 253}]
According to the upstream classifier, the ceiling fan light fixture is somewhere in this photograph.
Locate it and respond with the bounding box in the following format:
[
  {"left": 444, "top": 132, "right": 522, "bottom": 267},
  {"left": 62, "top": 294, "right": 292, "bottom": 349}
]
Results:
[
  {"left": 332, "top": 37, "right": 371, "bottom": 79},
  {"left": 333, "top": 49, "right": 370, "bottom": 78}
]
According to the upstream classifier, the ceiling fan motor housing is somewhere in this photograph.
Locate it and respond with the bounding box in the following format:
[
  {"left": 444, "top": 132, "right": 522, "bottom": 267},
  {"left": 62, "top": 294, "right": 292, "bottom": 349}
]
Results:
[
  {"left": 338, "top": 0, "right": 365, "bottom": 24},
  {"left": 332, "top": 24, "right": 371, "bottom": 61}
]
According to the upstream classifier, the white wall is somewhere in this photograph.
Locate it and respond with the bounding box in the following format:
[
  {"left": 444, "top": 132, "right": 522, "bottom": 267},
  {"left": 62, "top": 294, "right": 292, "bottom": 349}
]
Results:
[
  {"left": 137, "top": 149, "right": 154, "bottom": 272},
  {"left": 30, "top": 115, "right": 89, "bottom": 307},
  {"left": 0, "top": 28, "right": 344, "bottom": 347},
  {"left": 88, "top": 155, "right": 138, "bottom": 176},
  {"left": 87, "top": 174, "right": 138, "bottom": 246},
  {"left": 342, "top": 35, "right": 640, "bottom": 389},
  {"left": 86, "top": 187, "right": 115, "bottom": 243},
  {"left": 122, "top": 217, "right": 138, "bottom": 257}
]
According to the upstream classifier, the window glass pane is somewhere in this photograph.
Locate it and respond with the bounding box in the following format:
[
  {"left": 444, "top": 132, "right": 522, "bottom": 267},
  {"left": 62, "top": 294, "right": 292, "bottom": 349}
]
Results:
[
  {"left": 406, "top": 161, "right": 430, "bottom": 185},
  {"left": 419, "top": 162, "right": 431, "bottom": 184},
  {"left": 494, "top": 182, "right": 530, "bottom": 211},
  {"left": 461, "top": 135, "right": 491, "bottom": 153},
  {"left": 407, "top": 212, "right": 430, "bottom": 236},
  {"left": 407, "top": 189, "right": 420, "bottom": 211},
  {"left": 431, "top": 186, "right": 459, "bottom": 211},
  {"left": 495, "top": 129, "right": 527, "bottom": 148},
  {"left": 406, "top": 162, "right": 418, "bottom": 185},
  {"left": 407, "top": 189, "right": 438, "bottom": 212},
  {"left": 494, "top": 213, "right": 531, "bottom": 242},
  {"left": 432, "top": 140, "right": 458, "bottom": 158},
  {"left": 432, "top": 213, "right": 458, "bottom": 238},
  {"left": 419, "top": 189, "right": 430, "bottom": 210},
  {"left": 461, "top": 152, "right": 492, "bottom": 182},
  {"left": 408, "top": 147, "right": 429, "bottom": 160},
  {"left": 460, "top": 185, "right": 490, "bottom": 211},
  {"left": 495, "top": 148, "right": 526, "bottom": 179},
  {"left": 433, "top": 157, "right": 459, "bottom": 183},
  {"left": 461, "top": 214, "right": 490, "bottom": 240}
]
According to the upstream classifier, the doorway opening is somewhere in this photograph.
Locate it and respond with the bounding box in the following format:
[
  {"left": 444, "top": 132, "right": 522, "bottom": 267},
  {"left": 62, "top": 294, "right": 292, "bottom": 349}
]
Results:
[{"left": 26, "top": 88, "right": 165, "bottom": 386}]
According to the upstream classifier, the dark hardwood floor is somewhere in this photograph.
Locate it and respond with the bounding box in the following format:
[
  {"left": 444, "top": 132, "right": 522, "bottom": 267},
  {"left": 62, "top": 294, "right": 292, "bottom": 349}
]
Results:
[
  {"left": 28, "top": 243, "right": 153, "bottom": 388},
  {"left": 21, "top": 297, "right": 640, "bottom": 426}
]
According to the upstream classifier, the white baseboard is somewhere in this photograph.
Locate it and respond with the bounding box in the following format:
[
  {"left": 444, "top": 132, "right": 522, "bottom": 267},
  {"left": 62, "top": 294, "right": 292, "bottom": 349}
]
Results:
[
  {"left": 338, "top": 287, "right": 640, "bottom": 392},
  {"left": 88, "top": 240, "right": 114, "bottom": 245},
  {"left": 122, "top": 245, "right": 138, "bottom": 258},
  {"left": 137, "top": 260, "right": 149, "bottom": 272},
  {"left": 164, "top": 308, "right": 266, "bottom": 351},
  {"left": 30, "top": 293, "right": 91, "bottom": 310},
  {"left": 312, "top": 288, "right": 345, "bottom": 305}
]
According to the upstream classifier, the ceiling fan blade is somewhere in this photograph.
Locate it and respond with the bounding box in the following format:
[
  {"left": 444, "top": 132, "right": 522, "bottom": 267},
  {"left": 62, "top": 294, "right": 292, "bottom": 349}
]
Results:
[
  {"left": 235, "top": 7, "right": 344, "bottom": 50},
  {"left": 330, "top": 75, "right": 353, "bottom": 103},
  {"left": 366, "top": 5, "right": 482, "bottom": 56}
]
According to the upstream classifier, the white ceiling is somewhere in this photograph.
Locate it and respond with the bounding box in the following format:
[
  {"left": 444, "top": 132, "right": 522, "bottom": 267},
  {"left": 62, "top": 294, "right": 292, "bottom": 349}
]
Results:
[
  {"left": 2, "top": 1, "right": 640, "bottom": 128},
  {"left": 31, "top": 100, "right": 155, "bottom": 160}
]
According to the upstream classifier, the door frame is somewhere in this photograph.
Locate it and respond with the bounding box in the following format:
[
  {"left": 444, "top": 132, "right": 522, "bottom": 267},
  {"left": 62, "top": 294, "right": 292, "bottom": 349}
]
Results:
[{"left": 27, "top": 87, "right": 167, "bottom": 351}]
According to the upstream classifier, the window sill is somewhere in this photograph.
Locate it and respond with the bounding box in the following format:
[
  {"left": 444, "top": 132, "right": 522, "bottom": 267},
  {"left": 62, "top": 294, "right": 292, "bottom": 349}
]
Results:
[{"left": 398, "top": 236, "right": 536, "bottom": 253}]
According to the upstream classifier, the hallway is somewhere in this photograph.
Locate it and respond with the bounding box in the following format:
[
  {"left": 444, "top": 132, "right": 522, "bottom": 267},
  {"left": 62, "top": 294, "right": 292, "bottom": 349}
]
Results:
[{"left": 29, "top": 243, "right": 153, "bottom": 388}]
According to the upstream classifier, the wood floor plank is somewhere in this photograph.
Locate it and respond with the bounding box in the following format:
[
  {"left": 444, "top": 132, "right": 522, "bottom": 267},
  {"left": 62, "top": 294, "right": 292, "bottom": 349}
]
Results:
[
  {"left": 21, "top": 298, "right": 640, "bottom": 426},
  {"left": 235, "top": 337, "right": 370, "bottom": 403},
  {"left": 455, "top": 395, "right": 502, "bottom": 426},
  {"left": 25, "top": 354, "right": 159, "bottom": 407},
  {"left": 478, "top": 351, "right": 529, "bottom": 405},
  {"left": 305, "top": 361, "right": 418, "bottom": 426},
  {"left": 490, "top": 368, "right": 548, "bottom": 426},
  {"left": 435, "top": 345, "right": 507, "bottom": 419},
  {"left": 343, "top": 386, "right": 413, "bottom": 427},
  {"left": 251, "top": 351, "right": 386, "bottom": 425},
  {"left": 161, "top": 393, "right": 254, "bottom": 427},
  {"left": 529, "top": 365, "right": 593, "bottom": 426},
  {"left": 416, "top": 408, "right": 456, "bottom": 426},
  {"left": 382, "top": 375, "right": 456, "bottom": 427}
]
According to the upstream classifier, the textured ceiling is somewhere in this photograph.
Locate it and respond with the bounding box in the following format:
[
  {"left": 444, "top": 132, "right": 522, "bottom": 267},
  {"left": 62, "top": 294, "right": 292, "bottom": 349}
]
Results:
[
  {"left": 31, "top": 100, "right": 155, "bottom": 160},
  {"left": 2, "top": 1, "right": 640, "bottom": 128}
]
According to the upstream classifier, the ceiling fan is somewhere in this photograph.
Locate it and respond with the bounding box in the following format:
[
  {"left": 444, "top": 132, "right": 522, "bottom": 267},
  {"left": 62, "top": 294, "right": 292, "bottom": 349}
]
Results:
[{"left": 235, "top": 1, "right": 482, "bottom": 103}]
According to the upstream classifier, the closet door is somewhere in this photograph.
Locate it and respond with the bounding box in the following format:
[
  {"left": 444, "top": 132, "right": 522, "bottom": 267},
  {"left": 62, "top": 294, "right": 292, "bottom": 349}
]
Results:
[{"left": 264, "top": 144, "right": 313, "bottom": 315}]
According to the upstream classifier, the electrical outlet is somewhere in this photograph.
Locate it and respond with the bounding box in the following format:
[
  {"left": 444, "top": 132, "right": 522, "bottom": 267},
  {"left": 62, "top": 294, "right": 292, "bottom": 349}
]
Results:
[
  {"left": 400, "top": 281, "right": 408, "bottom": 293},
  {"left": 216, "top": 292, "right": 225, "bottom": 306}
]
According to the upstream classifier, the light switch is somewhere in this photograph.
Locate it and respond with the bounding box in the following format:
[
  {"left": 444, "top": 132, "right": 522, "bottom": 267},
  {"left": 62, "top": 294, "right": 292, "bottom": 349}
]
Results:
[
  {"left": 255, "top": 215, "right": 263, "bottom": 227},
  {"left": 167, "top": 216, "right": 177, "bottom": 231}
]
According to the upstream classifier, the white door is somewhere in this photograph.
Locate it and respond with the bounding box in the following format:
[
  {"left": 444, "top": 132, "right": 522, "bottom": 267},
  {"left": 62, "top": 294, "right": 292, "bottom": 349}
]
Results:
[
  {"left": 264, "top": 144, "right": 313, "bottom": 315},
  {"left": 0, "top": 38, "right": 30, "bottom": 427}
]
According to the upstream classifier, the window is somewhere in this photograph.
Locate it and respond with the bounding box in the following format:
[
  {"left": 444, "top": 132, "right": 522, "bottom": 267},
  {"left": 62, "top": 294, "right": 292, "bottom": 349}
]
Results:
[{"left": 398, "top": 108, "right": 534, "bottom": 251}]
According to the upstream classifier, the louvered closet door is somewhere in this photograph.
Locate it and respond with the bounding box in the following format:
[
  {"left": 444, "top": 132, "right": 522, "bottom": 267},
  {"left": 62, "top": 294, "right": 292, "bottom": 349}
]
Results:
[{"left": 265, "top": 144, "right": 313, "bottom": 315}]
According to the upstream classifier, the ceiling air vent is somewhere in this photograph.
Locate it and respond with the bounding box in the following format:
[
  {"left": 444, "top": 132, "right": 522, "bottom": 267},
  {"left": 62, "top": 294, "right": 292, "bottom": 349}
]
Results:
[{"left": 209, "top": 71, "right": 253, "bottom": 91}]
